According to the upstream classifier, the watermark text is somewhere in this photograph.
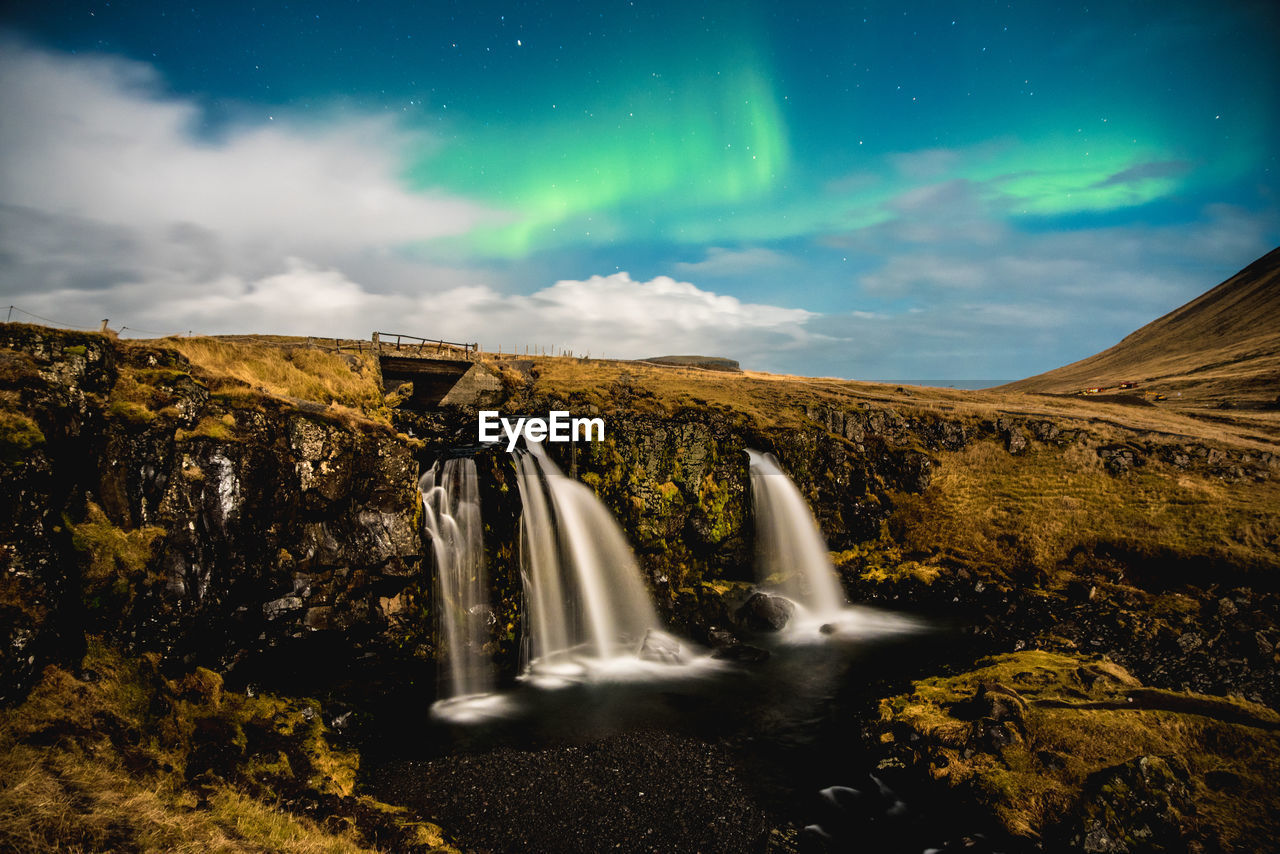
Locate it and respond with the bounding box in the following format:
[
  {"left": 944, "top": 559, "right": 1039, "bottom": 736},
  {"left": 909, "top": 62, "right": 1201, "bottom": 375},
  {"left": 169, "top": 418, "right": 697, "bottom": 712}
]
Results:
[{"left": 478, "top": 410, "right": 605, "bottom": 451}]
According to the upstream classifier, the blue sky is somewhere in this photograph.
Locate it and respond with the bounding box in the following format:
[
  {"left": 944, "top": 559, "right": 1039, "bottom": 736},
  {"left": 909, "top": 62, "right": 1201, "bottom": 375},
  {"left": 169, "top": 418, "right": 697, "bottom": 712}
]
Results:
[{"left": 1, "top": 1, "right": 1276, "bottom": 380}]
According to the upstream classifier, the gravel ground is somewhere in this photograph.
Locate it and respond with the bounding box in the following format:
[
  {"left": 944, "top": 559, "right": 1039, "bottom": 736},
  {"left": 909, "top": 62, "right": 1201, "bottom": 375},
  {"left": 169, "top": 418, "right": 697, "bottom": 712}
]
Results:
[{"left": 364, "top": 727, "right": 777, "bottom": 854}]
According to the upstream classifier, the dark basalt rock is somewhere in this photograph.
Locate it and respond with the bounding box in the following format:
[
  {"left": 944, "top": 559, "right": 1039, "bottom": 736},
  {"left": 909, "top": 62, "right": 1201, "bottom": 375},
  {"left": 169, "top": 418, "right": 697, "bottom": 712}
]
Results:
[
  {"left": 0, "top": 325, "right": 436, "bottom": 703},
  {"left": 735, "top": 592, "right": 796, "bottom": 633}
]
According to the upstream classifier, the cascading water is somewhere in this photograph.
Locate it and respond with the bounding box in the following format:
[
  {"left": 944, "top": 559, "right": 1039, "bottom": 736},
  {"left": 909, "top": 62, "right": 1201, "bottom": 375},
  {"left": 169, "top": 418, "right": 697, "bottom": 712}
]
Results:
[
  {"left": 420, "top": 458, "right": 493, "bottom": 700},
  {"left": 746, "top": 449, "right": 846, "bottom": 618},
  {"left": 514, "top": 443, "right": 665, "bottom": 672}
]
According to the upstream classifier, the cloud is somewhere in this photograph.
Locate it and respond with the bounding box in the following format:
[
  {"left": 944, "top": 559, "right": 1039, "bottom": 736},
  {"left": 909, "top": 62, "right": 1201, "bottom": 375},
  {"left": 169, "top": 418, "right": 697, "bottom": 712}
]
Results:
[
  {"left": 72, "top": 262, "right": 819, "bottom": 361},
  {"left": 0, "top": 38, "right": 506, "bottom": 321},
  {"left": 1, "top": 40, "right": 1275, "bottom": 382},
  {"left": 0, "top": 42, "right": 499, "bottom": 251},
  {"left": 672, "top": 247, "right": 794, "bottom": 277},
  {"left": 1093, "top": 160, "right": 1192, "bottom": 188}
]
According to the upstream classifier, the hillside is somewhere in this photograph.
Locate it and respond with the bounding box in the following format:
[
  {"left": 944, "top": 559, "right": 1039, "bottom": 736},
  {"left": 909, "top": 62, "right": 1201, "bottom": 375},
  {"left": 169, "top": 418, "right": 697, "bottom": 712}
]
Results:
[{"left": 1001, "top": 247, "right": 1280, "bottom": 407}]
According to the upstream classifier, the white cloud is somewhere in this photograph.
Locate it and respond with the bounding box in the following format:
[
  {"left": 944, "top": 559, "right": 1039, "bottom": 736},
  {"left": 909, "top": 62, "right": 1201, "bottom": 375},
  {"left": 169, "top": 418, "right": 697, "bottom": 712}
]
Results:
[
  {"left": 0, "top": 37, "right": 507, "bottom": 328},
  {"left": 673, "top": 246, "right": 795, "bottom": 277},
  {"left": 79, "top": 263, "right": 819, "bottom": 360},
  {"left": 0, "top": 42, "right": 498, "bottom": 253}
]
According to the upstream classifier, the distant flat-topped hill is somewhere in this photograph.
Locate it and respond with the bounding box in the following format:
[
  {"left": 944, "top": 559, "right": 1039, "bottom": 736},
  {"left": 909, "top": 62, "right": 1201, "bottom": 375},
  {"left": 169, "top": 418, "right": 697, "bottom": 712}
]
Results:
[
  {"left": 638, "top": 355, "right": 742, "bottom": 372},
  {"left": 1001, "top": 247, "right": 1280, "bottom": 408}
]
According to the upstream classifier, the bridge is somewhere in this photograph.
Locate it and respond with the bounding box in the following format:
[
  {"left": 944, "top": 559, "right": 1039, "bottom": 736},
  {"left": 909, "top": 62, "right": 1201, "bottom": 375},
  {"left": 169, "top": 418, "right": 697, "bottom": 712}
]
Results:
[{"left": 372, "top": 332, "right": 502, "bottom": 409}]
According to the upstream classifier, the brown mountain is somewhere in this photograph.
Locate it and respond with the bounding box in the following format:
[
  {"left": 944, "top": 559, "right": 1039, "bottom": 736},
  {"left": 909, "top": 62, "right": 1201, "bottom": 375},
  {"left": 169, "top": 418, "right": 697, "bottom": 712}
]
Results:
[{"left": 1001, "top": 247, "right": 1280, "bottom": 407}]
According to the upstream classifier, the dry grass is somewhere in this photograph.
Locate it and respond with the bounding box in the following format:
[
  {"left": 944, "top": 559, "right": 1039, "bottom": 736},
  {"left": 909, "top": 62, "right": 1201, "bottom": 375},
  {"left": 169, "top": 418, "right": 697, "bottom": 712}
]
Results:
[
  {"left": 175, "top": 414, "right": 239, "bottom": 442},
  {"left": 502, "top": 353, "right": 1280, "bottom": 450},
  {"left": 890, "top": 440, "right": 1280, "bottom": 580},
  {"left": 0, "top": 745, "right": 372, "bottom": 854},
  {"left": 0, "top": 644, "right": 381, "bottom": 854},
  {"left": 163, "top": 337, "right": 385, "bottom": 412}
]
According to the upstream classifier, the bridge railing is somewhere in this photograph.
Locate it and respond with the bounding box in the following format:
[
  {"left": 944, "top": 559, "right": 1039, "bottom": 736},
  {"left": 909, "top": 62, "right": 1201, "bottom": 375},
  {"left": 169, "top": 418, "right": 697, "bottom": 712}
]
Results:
[{"left": 372, "top": 332, "right": 477, "bottom": 358}]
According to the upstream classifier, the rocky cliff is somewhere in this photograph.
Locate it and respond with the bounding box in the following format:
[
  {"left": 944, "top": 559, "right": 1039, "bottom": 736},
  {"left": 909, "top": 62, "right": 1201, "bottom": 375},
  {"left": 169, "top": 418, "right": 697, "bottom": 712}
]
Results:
[{"left": 1, "top": 325, "right": 431, "bottom": 705}]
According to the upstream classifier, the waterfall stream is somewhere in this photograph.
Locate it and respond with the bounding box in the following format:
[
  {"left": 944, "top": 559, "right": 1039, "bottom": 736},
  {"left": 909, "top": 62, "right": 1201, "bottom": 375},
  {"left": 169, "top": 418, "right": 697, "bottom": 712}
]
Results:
[
  {"left": 744, "top": 449, "right": 921, "bottom": 639},
  {"left": 746, "top": 449, "right": 846, "bottom": 618},
  {"left": 515, "top": 443, "right": 671, "bottom": 676},
  {"left": 420, "top": 458, "right": 494, "bottom": 701}
]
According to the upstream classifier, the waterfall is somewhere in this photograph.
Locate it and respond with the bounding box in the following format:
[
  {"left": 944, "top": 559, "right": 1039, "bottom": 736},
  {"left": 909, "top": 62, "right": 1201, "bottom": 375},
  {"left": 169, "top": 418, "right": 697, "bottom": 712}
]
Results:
[
  {"left": 514, "top": 443, "right": 661, "bottom": 669},
  {"left": 746, "top": 450, "right": 846, "bottom": 618},
  {"left": 420, "top": 458, "right": 493, "bottom": 700}
]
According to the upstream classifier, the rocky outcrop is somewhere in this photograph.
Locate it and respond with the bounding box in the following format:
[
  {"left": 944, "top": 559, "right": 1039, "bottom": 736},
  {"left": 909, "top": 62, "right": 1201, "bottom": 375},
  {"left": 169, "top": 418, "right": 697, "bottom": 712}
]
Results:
[
  {"left": 874, "top": 651, "right": 1280, "bottom": 852},
  {"left": 1, "top": 325, "right": 430, "bottom": 702}
]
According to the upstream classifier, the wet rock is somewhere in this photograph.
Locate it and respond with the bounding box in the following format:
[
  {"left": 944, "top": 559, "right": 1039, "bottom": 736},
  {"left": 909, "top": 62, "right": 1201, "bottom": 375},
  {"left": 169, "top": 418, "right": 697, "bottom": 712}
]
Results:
[
  {"left": 1176, "top": 631, "right": 1202, "bottom": 653},
  {"left": 707, "top": 627, "right": 738, "bottom": 649},
  {"left": 638, "top": 629, "right": 683, "bottom": 664},
  {"left": 736, "top": 592, "right": 796, "bottom": 632}
]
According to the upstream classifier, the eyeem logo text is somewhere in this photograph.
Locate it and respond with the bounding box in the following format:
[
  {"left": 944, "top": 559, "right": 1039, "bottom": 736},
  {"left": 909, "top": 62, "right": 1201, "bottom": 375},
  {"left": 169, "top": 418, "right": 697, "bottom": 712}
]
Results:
[{"left": 478, "top": 410, "right": 605, "bottom": 452}]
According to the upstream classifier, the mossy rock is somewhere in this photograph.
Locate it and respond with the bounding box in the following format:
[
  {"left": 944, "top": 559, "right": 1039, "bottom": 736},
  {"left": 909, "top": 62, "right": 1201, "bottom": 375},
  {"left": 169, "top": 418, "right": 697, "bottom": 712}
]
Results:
[{"left": 877, "top": 650, "right": 1280, "bottom": 848}]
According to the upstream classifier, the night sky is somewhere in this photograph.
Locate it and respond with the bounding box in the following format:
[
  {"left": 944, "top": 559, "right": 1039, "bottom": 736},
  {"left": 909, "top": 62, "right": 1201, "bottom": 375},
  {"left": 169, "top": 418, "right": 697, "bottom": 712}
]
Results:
[{"left": 1, "top": 1, "right": 1276, "bottom": 380}]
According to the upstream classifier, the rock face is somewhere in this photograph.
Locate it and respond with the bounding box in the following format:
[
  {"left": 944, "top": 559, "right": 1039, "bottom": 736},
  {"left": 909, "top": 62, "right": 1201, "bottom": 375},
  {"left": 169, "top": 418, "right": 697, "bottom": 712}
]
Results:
[{"left": 0, "top": 325, "right": 429, "bottom": 701}]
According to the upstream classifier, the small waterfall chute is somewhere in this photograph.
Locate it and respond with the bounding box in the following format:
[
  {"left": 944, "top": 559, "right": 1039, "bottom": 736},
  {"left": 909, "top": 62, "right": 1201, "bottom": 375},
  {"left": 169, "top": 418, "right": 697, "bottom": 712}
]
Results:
[
  {"left": 746, "top": 449, "right": 922, "bottom": 639},
  {"left": 421, "top": 458, "right": 509, "bottom": 720},
  {"left": 514, "top": 442, "right": 698, "bottom": 681},
  {"left": 747, "top": 449, "right": 845, "bottom": 617}
]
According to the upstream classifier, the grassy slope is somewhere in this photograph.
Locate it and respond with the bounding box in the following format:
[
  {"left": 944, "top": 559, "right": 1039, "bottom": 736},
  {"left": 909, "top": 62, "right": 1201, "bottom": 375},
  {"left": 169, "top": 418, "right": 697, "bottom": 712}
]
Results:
[
  {"left": 889, "top": 441, "right": 1280, "bottom": 582},
  {"left": 1000, "top": 247, "right": 1280, "bottom": 407},
  {"left": 514, "top": 353, "right": 1280, "bottom": 448}
]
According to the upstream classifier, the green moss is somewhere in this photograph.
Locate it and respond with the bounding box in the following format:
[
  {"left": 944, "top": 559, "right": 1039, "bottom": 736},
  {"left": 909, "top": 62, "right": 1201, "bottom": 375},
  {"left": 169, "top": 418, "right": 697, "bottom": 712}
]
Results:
[
  {"left": 72, "top": 503, "right": 164, "bottom": 578},
  {"left": 0, "top": 410, "right": 45, "bottom": 458},
  {"left": 695, "top": 473, "right": 736, "bottom": 543},
  {"left": 833, "top": 541, "right": 941, "bottom": 586},
  {"left": 63, "top": 345, "right": 87, "bottom": 356},
  {"left": 106, "top": 368, "right": 174, "bottom": 423},
  {"left": 878, "top": 651, "right": 1280, "bottom": 846},
  {"left": 175, "top": 414, "right": 236, "bottom": 442},
  {"left": 71, "top": 503, "right": 165, "bottom": 618}
]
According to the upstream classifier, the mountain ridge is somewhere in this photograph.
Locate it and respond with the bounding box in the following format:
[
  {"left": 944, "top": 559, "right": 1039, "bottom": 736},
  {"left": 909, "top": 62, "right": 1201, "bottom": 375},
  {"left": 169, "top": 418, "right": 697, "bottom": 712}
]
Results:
[{"left": 1001, "top": 247, "right": 1280, "bottom": 407}]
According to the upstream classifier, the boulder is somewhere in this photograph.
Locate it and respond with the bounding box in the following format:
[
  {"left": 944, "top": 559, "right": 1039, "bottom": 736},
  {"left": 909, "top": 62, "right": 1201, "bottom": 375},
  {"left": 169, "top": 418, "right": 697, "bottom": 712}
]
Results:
[
  {"left": 638, "top": 629, "right": 682, "bottom": 664},
  {"left": 735, "top": 592, "right": 796, "bottom": 632}
]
